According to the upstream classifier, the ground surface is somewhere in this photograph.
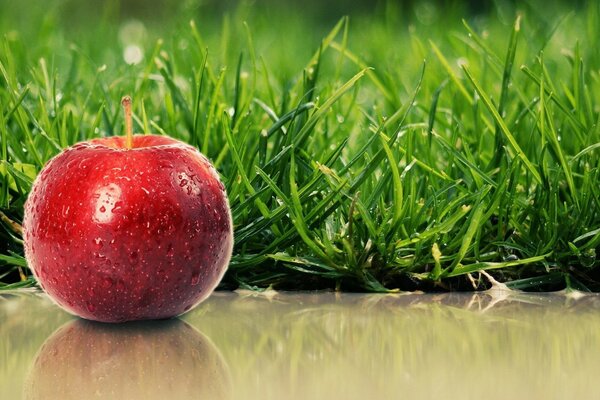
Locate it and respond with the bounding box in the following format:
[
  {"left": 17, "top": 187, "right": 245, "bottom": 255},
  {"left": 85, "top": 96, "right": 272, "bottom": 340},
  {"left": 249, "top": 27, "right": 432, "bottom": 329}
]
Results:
[{"left": 2, "top": 289, "right": 600, "bottom": 399}]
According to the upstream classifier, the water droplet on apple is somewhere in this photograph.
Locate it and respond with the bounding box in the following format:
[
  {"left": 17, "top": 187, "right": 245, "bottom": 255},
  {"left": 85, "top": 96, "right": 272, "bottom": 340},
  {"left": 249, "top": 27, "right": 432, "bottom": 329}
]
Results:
[
  {"left": 99, "top": 205, "right": 106, "bottom": 213},
  {"left": 191, "top": 273, "right": 200, "bottom": 286},
  {"left": 93, "top": 237, "right": 103, "bottom": 249},
  {"left": 112, "top": 201, "right": 123, "bottom": 212},
  {"left": 214, "top": 209, "right": 222, "bottom": 222},
  {"left": 86, "top": 302, "right": 96, "bottom": 313},
  {"left": 158, "top": 160, "right": 173, "bottom": 169},
  {"left": 102, "top": 277, "right": 113, "bottom": 289}
]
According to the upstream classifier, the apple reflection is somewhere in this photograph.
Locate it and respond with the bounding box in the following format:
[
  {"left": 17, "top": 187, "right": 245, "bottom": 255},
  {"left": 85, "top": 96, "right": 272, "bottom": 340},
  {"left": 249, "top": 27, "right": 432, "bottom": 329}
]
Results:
[{"left": 24, "top": 319, "right": 231, "bottom": 400}]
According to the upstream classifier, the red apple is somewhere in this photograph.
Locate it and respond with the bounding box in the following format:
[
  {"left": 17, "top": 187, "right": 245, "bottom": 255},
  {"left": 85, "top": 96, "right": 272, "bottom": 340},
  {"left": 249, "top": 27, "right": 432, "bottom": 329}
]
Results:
[{"left": 22, "top": 97, "right": 233, "bottom": 322}]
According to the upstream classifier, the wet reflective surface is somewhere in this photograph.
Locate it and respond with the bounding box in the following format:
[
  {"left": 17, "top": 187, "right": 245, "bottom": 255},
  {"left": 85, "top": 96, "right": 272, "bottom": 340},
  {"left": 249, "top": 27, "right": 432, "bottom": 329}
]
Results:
[{"left": 2, "top": 289, "right": 600, "bottom": 399}]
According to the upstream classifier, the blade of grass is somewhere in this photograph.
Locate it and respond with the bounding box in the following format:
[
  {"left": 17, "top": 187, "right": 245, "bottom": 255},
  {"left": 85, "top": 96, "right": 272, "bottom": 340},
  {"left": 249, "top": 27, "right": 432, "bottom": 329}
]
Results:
[{"left": 462, "top": 65, "right": 542, "bottom": 184}]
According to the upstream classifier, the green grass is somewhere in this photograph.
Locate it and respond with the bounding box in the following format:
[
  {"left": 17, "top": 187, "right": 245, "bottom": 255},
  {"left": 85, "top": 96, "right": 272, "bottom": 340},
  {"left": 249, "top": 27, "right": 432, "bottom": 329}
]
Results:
[{"left": 1, "top": 0, "right": 600, "bottom": 291}]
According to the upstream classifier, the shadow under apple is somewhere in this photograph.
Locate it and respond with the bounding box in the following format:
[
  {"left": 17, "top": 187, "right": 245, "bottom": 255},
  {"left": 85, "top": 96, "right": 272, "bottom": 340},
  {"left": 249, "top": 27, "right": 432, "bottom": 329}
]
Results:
[{"left": 23, "top": 318, "right": 231, "bottom": 400}]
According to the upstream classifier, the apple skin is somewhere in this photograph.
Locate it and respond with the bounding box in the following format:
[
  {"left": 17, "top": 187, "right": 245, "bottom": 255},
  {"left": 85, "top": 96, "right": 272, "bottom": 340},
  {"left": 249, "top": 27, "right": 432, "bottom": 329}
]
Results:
[
  {"left": 22, "top": 134, "right": 233, "bottom": 322},
  {"left": 24, "top": 319, "right": 232, "bottom": 400}
]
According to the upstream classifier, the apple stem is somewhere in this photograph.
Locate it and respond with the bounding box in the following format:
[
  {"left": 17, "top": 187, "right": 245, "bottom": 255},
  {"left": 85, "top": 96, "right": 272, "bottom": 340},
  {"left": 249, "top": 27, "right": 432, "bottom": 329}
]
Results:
[{"left": 121, "top": 95, "right": 133, "bottom": 149}]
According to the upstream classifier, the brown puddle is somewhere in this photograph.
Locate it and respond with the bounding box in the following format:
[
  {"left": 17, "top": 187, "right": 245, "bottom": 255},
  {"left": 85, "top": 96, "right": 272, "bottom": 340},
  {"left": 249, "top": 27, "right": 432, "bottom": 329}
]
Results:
[{"left": 2, "top": 289, "right": 599, "bottom": 399}]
